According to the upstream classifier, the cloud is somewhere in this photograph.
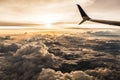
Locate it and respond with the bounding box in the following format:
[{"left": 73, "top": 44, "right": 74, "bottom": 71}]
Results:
[
  {"left": 87, "top": 30, "right": 120, "bottom": 37},
  {"left": 38, "top": 68, "right": 93, "bottom": 80},
  {"left": 0, "top": 43, "right": 21, "bottom": 53},
  {"left": 0, "top": 33, "right": 119, "bottom": 80},
  {"left": 0, "top": 41, "right": 63, "bottom": 80},
  {"left": 14, "top": 42, "right": 48, "bottom": 57}
]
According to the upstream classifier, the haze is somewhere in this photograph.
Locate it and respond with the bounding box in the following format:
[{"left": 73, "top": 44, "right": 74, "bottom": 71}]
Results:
[{"left": 0, "top": 0, "right": 120, "bottom": 29}]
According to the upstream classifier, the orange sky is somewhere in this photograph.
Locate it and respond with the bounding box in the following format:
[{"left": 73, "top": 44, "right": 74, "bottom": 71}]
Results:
[
  {"left": 0, "top": 0, "right": 94, "bottom": 22},
  {"left": 0, "top": 0, "right": 120, "bottom": 29}
]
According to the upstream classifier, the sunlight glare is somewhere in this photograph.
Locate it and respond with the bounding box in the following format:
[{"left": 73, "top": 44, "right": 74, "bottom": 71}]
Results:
[{"left": 42, "top": 15, "right": 60, "bottom": 29}]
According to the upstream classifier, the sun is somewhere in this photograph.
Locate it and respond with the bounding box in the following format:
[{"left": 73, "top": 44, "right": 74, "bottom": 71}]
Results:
[
  {"left": 43, "top": 18, "right": 52, "bottom": 28},
  {"left": 42, "top": 15, "right": 58, "bottom": 29}
]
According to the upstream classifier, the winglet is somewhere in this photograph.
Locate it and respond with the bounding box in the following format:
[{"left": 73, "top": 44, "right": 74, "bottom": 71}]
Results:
[{"left": 76, "top": 4, "right": 91, "bottom": 25}]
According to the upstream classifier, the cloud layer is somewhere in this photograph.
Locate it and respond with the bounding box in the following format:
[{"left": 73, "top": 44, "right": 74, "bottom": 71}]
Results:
[{"left": 0, "top": 31, "right": 120, "bottom": 80}]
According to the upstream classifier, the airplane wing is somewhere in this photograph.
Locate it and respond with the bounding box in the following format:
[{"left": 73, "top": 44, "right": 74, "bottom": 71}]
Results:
[{"left": 76, "top": 4, "right": 120, "bottom": 26}]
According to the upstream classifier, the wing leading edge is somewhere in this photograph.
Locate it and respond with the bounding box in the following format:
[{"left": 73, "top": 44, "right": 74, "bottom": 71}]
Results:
[{"left": 76, "top": 4, "right": 120, "bottom": 26}]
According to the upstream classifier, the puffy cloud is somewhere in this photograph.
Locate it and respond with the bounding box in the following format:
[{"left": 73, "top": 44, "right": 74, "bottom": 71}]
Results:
[
  {"left": 14, "top": 42, "right": 48, "bottom": 57},
  {"left": 85, "top": 68, "right": 120, "bottom": 80},
  {"left": 0, "top": 33, "right": 119, "bottom": 80},
  {"left": 0, "top": 40, "right": 64, "bottom": 80},
  {"left": 38, "top": 68, "right": 93, "bottom": 80},
  {"left": 0, "top": 43, "right": 21, "bottom": 53},
  {"left": 85, "top": 68, "right": 112, "bottom": 77},
  {"left": 71, "top": 71, "right": 94, "bottom": 80}
]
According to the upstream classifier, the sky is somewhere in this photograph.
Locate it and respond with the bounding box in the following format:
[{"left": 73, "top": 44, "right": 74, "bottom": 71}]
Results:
[{"left": 0, "top": 0, "right": 120, "bottom": 29}]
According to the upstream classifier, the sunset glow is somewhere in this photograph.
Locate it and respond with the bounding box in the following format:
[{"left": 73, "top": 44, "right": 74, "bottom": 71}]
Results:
[
  {"left": 0, "top": 1, "right": 120, "bottom": 80},
  {"left": 42, "top": 15, "right": 60, "bottom": 28},
  {"left": 0, "top": 0, "right": 119, "bottom": 29}
]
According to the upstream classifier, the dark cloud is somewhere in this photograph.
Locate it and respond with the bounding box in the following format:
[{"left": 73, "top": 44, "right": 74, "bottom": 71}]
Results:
[
  {"left": 0, "top": 31, "right": 120, "bottom": 80},
  {"left": 0, "top": 43, "right": 21, "bottom": 53},
  {"left": 87, "top": 30, "right": 120, "bottom": 37}
]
